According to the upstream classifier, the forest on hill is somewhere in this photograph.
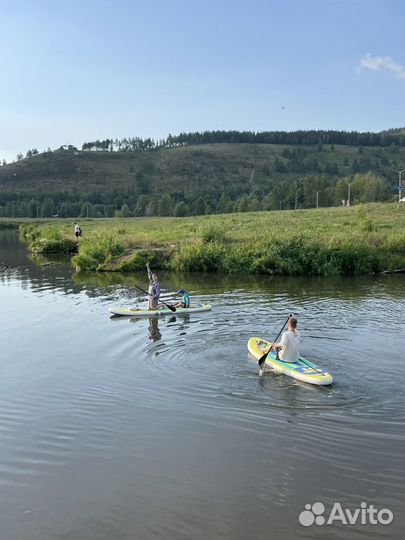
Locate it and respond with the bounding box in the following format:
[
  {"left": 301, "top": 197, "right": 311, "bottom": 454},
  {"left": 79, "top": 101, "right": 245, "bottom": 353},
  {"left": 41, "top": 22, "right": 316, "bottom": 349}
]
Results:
[{"left": 0, "top": 129, "right": 403, "bottom": 218}]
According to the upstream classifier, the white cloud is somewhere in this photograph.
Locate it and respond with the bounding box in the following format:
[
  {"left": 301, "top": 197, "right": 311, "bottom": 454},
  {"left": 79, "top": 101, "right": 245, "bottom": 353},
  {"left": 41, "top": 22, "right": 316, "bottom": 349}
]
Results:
[{"left": 359, "top": 53, "right": 405, "bottom": 79}]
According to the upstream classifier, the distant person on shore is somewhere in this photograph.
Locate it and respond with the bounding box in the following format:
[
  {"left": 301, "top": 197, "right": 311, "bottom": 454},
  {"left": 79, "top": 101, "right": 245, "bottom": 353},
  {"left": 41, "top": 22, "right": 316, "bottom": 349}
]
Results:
[
  {"left": 146, "top": 261, "right": 161, "bottom": 309},
  {"left": 270, "top": 317, "right": 300, "bottom": 363},
  {"left": 172, "top": 289, "right": 190, "bottom": 309},
  {"left": 74, "top": 222, "right": 81, "bottom": 238}
]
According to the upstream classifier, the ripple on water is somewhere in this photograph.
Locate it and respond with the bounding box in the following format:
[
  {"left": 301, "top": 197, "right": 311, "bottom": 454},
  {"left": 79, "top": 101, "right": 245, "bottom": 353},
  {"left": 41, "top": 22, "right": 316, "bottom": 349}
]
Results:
[{"left": 0, "top": 260, "right": 404, "bottom": 540}]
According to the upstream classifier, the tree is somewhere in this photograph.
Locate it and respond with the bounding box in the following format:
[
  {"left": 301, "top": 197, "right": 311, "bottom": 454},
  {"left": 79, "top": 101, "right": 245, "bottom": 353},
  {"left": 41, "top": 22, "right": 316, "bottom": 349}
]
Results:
[
  {"left": 302, "top": 175, "right": 329, "bottom": 208},
  {"left": 351, "top": 172, "right": 390, "bottom": 202},
  {"left": 236, "top": 194, "right": 250, "bottom": 212},
  {"left": 121, "top": 204, "right": 132, "bottom": 217},
  {"left": 158, "top": 193, "right": 173, "bottom": 216},
  {"left": 192, "top": 197, "right": 206, "bottom": 215},
  {"left": 28, "top": 199, "right": 38, "bottom": 218},
  {"left": 81, "top": 201, "right": 93, "bottom": 218},
  {"left": 135, "top": 194, "right": 150, "bottom": 216},
  {"left": 217, "top": 192, "right": 233, "bottom": 214},
  {"left": 174, "top": 201, "right": 188, "bottom": 217},
  {"left": 42, "top": 197, "right": 55, "bottom": 217},
  {"left": 274, "top": 158, "right": 287, "bottom": 173}
]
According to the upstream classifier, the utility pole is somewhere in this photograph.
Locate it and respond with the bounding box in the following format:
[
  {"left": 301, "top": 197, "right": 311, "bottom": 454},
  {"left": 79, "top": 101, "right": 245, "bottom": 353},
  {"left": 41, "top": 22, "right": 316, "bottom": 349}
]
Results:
[{"left": 394, "top": 170, "right": 405, "bottom": 202}]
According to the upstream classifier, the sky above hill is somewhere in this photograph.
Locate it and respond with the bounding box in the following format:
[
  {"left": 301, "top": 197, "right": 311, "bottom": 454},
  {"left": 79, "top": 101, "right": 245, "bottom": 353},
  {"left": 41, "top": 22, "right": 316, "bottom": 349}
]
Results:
[{"left": 1, "top": 0, "right": 404, "bottom": 162}]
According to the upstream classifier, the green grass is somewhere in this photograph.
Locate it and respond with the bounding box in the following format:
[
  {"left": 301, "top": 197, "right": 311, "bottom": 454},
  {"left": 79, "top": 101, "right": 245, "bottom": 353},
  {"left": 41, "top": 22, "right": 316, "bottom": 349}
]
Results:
[
  {"left": 17, "top": 203, "right": 405, "bottom": 275},
  {"left": 19, "top": 224, "right": 77, "bottom": 254}
]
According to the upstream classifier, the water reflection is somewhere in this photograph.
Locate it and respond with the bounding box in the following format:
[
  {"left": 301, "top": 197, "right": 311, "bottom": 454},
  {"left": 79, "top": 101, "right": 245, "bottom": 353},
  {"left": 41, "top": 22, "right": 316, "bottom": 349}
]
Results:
[
  {"left": 0, "top": 229, "right": 404, "bottom": 540},
  {"left": 148, "top": 317, "right": 162, "bottom": 342},
  {"left": 126, "top": 315, "right": 192, "bottom": 343}
]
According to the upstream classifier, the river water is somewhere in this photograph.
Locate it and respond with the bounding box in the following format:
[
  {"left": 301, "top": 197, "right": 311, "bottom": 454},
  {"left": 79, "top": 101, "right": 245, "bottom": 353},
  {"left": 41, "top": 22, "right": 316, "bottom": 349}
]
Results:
[{"left": 0, "top": 229, "right": 404, "bottom": 540}]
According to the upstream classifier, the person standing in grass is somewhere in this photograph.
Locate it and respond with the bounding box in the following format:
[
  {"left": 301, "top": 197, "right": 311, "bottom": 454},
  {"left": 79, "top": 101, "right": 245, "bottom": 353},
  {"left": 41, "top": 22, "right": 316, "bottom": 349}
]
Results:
[
  {"left": 74, "top": 222, "right": 81, "bottom": 238},
  {"left": 146, "top": 261, "right": 161, "bottom": 309}
]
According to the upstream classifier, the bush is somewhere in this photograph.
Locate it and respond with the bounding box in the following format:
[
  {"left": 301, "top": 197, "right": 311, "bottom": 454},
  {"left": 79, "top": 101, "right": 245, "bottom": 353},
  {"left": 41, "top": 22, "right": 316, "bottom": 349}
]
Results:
[
  {"left": 19, "top": 224, "right": 41, "bottom": 242},
  {"left": 23, "top": 226, "right": 77, "bottom": 253},
  {"left": 71, "top": 253, "right": 99, "bottom": 271},
  {"left": 31, "top": 237, "right": 77, "bottom": 254},
  {"left": 170, "top": 240, "right": 225, "bottom": 272},
  {"left": 72, "top": 232, "right": 125, "bottom": 270},
  {"left": 198, "top": 223, "right": 228, "bottom": 244},
  {"left": 115, "top": 250, "right": 166, "bottom": 272}
]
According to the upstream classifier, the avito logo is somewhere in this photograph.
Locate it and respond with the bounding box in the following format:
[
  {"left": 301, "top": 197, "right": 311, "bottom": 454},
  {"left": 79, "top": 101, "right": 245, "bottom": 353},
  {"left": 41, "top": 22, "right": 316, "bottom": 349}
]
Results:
[{"left": 299, "top": 501, "right": 393, "bottom": 527}]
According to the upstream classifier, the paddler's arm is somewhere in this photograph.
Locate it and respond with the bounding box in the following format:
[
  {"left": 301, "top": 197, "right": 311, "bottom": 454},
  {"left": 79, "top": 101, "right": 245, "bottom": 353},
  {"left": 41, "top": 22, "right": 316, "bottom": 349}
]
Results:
[
  {"left": 146, "top": 261, "right": 152, "bottom": 280},
  {"left": 263, "top": 342, "right": 281, "bottom": 352}
]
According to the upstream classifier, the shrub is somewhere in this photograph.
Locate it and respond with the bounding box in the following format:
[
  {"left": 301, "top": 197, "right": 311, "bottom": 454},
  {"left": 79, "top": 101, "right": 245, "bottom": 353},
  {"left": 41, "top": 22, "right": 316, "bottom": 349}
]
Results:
[
  {"left": 170, "top": 241, "right": 225, "bottom": 272},
  {"left": 72, "top": 232, "right": 125, "bottom": 270},
  {"left": 198, "top": 223, "right": 228, "bottom": 244},
  {"left": 116, "top": 250, "right": 166, "bottom": 272}
]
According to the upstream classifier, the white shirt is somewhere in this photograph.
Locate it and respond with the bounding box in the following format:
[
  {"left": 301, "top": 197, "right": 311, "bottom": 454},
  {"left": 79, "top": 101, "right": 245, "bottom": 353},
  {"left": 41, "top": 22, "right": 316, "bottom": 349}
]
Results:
[{"left": 279, "top": 330, "right": 300, "bottom": 363}]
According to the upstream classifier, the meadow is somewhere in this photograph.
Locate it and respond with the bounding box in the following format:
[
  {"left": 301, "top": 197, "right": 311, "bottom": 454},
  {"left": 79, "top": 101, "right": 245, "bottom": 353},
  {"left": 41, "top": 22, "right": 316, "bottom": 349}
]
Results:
[{"left": 18, "top": 203, "right": 405, "bottom": 276}]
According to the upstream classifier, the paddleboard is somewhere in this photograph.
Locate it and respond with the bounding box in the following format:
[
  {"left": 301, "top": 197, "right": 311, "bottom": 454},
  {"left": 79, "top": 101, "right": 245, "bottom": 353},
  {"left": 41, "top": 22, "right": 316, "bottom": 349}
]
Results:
[
  {"left": 248, "top": 336, "right": 333, "bottom": 385},
  {"left": 109, "top": 303, "right": 212, "bottom": 317}
]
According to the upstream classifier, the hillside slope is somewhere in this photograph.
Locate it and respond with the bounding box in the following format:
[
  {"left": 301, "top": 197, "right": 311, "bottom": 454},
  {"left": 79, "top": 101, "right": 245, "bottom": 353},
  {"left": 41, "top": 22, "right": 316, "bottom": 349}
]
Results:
[{"left": 0, "top": 136, "right": 403, "bottom": 217}]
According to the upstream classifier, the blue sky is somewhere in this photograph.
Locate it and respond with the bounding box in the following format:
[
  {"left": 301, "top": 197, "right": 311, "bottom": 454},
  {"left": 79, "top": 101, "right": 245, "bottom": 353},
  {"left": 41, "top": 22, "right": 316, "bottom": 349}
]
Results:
[{"left": 1, "top": 0, "right": 404, "bottom": 161}]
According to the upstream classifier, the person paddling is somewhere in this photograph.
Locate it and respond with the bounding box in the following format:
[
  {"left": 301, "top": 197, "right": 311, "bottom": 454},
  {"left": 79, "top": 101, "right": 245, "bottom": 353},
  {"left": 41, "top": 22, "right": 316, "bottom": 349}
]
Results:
[
  {"left": 270, "top": 317, "right": 300, "bottom": 363},
  {"left": 172, "top": 289, "right": 190, "bottom": 309},
  {"left": 146, "top": 261, "right": 161, "bottom": 309}
]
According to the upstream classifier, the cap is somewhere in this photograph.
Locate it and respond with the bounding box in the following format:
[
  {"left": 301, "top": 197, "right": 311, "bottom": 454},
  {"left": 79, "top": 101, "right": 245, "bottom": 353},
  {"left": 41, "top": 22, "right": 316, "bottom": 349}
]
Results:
[{"left": 176, "top": 289, "right": 185, "bottom": 294}]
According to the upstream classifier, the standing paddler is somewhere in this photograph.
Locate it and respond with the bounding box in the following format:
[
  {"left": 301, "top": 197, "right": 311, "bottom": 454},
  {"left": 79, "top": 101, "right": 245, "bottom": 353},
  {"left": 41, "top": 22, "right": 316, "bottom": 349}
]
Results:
[{"left": 146, "top": 261, "right": 161, "bottom": 310}]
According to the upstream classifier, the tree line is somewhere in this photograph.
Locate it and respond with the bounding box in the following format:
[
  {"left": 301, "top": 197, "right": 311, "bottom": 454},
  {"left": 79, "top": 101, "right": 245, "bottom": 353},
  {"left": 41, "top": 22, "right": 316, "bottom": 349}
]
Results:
[
  {"left": 1, "top": 128, "right": 403, "bottom": 166},
  {"left": 80, "top": 129, "right": 404, "bottom": 153},
  {"left": 0, "top": 172, "right": 395, "bottom": 218}
]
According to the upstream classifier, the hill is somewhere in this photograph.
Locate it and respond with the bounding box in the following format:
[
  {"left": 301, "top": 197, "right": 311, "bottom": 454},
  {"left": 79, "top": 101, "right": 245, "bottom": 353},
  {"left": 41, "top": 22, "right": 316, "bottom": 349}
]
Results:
[{"left": 0, "top": 129, "right": 404, "bottom": 218}]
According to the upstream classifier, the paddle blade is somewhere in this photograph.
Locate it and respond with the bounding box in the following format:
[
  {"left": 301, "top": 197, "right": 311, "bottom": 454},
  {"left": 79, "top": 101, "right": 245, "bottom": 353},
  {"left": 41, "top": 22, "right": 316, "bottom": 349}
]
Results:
[
  {"left": 167, "top": 304, "right": 176, "bottom": 312},
  {"left": 258, "top": 352, "right": 269, "bottom": 367}
]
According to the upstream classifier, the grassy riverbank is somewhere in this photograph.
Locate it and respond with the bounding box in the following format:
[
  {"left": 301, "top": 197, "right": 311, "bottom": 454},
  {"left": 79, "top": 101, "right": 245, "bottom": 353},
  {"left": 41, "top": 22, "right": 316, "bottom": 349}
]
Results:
[{"left": 18, "top": 203, "right": 405, "bottom": 275}]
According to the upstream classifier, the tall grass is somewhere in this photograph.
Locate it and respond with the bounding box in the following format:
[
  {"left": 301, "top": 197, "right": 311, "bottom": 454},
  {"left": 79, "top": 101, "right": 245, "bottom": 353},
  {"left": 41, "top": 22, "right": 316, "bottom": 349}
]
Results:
[
  {"left": 18, "top": 203, "right": 405, "bottom": 275},
  {"left": 71, "top": 232, "right": 125, "bottom": 271},
  {"left": 20, "top": 224, "right": 77, "bottom": 253}
]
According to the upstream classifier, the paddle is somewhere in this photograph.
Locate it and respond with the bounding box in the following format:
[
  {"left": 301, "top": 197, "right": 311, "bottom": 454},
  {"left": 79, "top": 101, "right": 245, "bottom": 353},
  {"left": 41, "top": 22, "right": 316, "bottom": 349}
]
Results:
[
  {"left": 258, "top": 313, "right": 292, "bottom": 368},
  {"left": 299, "top": 358, "right": 324, "bottom": 374},
  {"left": 134, "top": 284, "right": 177, "bottom": 313}
]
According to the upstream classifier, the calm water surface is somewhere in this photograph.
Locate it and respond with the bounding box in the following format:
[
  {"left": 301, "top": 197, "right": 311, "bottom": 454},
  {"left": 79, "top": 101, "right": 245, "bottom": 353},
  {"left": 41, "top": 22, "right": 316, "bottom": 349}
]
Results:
[{"left": 0, "top": 229, "right": 404, "bottom": 540}]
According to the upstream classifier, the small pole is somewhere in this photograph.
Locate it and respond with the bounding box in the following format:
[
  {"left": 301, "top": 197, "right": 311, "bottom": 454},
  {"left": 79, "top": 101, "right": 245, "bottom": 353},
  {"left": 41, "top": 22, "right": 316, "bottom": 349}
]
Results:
[
  {"left": 316, "top": 191, "right": 319, "bottom": 209},
  {"left": 347, "top": 183, "right": 352, "bottom": 207},
  {"left": 279, "top": 201, "right": 282, "bottom": 211},
  {"left": 394, "top": 170, "right": 405, "bottom": 202}
]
